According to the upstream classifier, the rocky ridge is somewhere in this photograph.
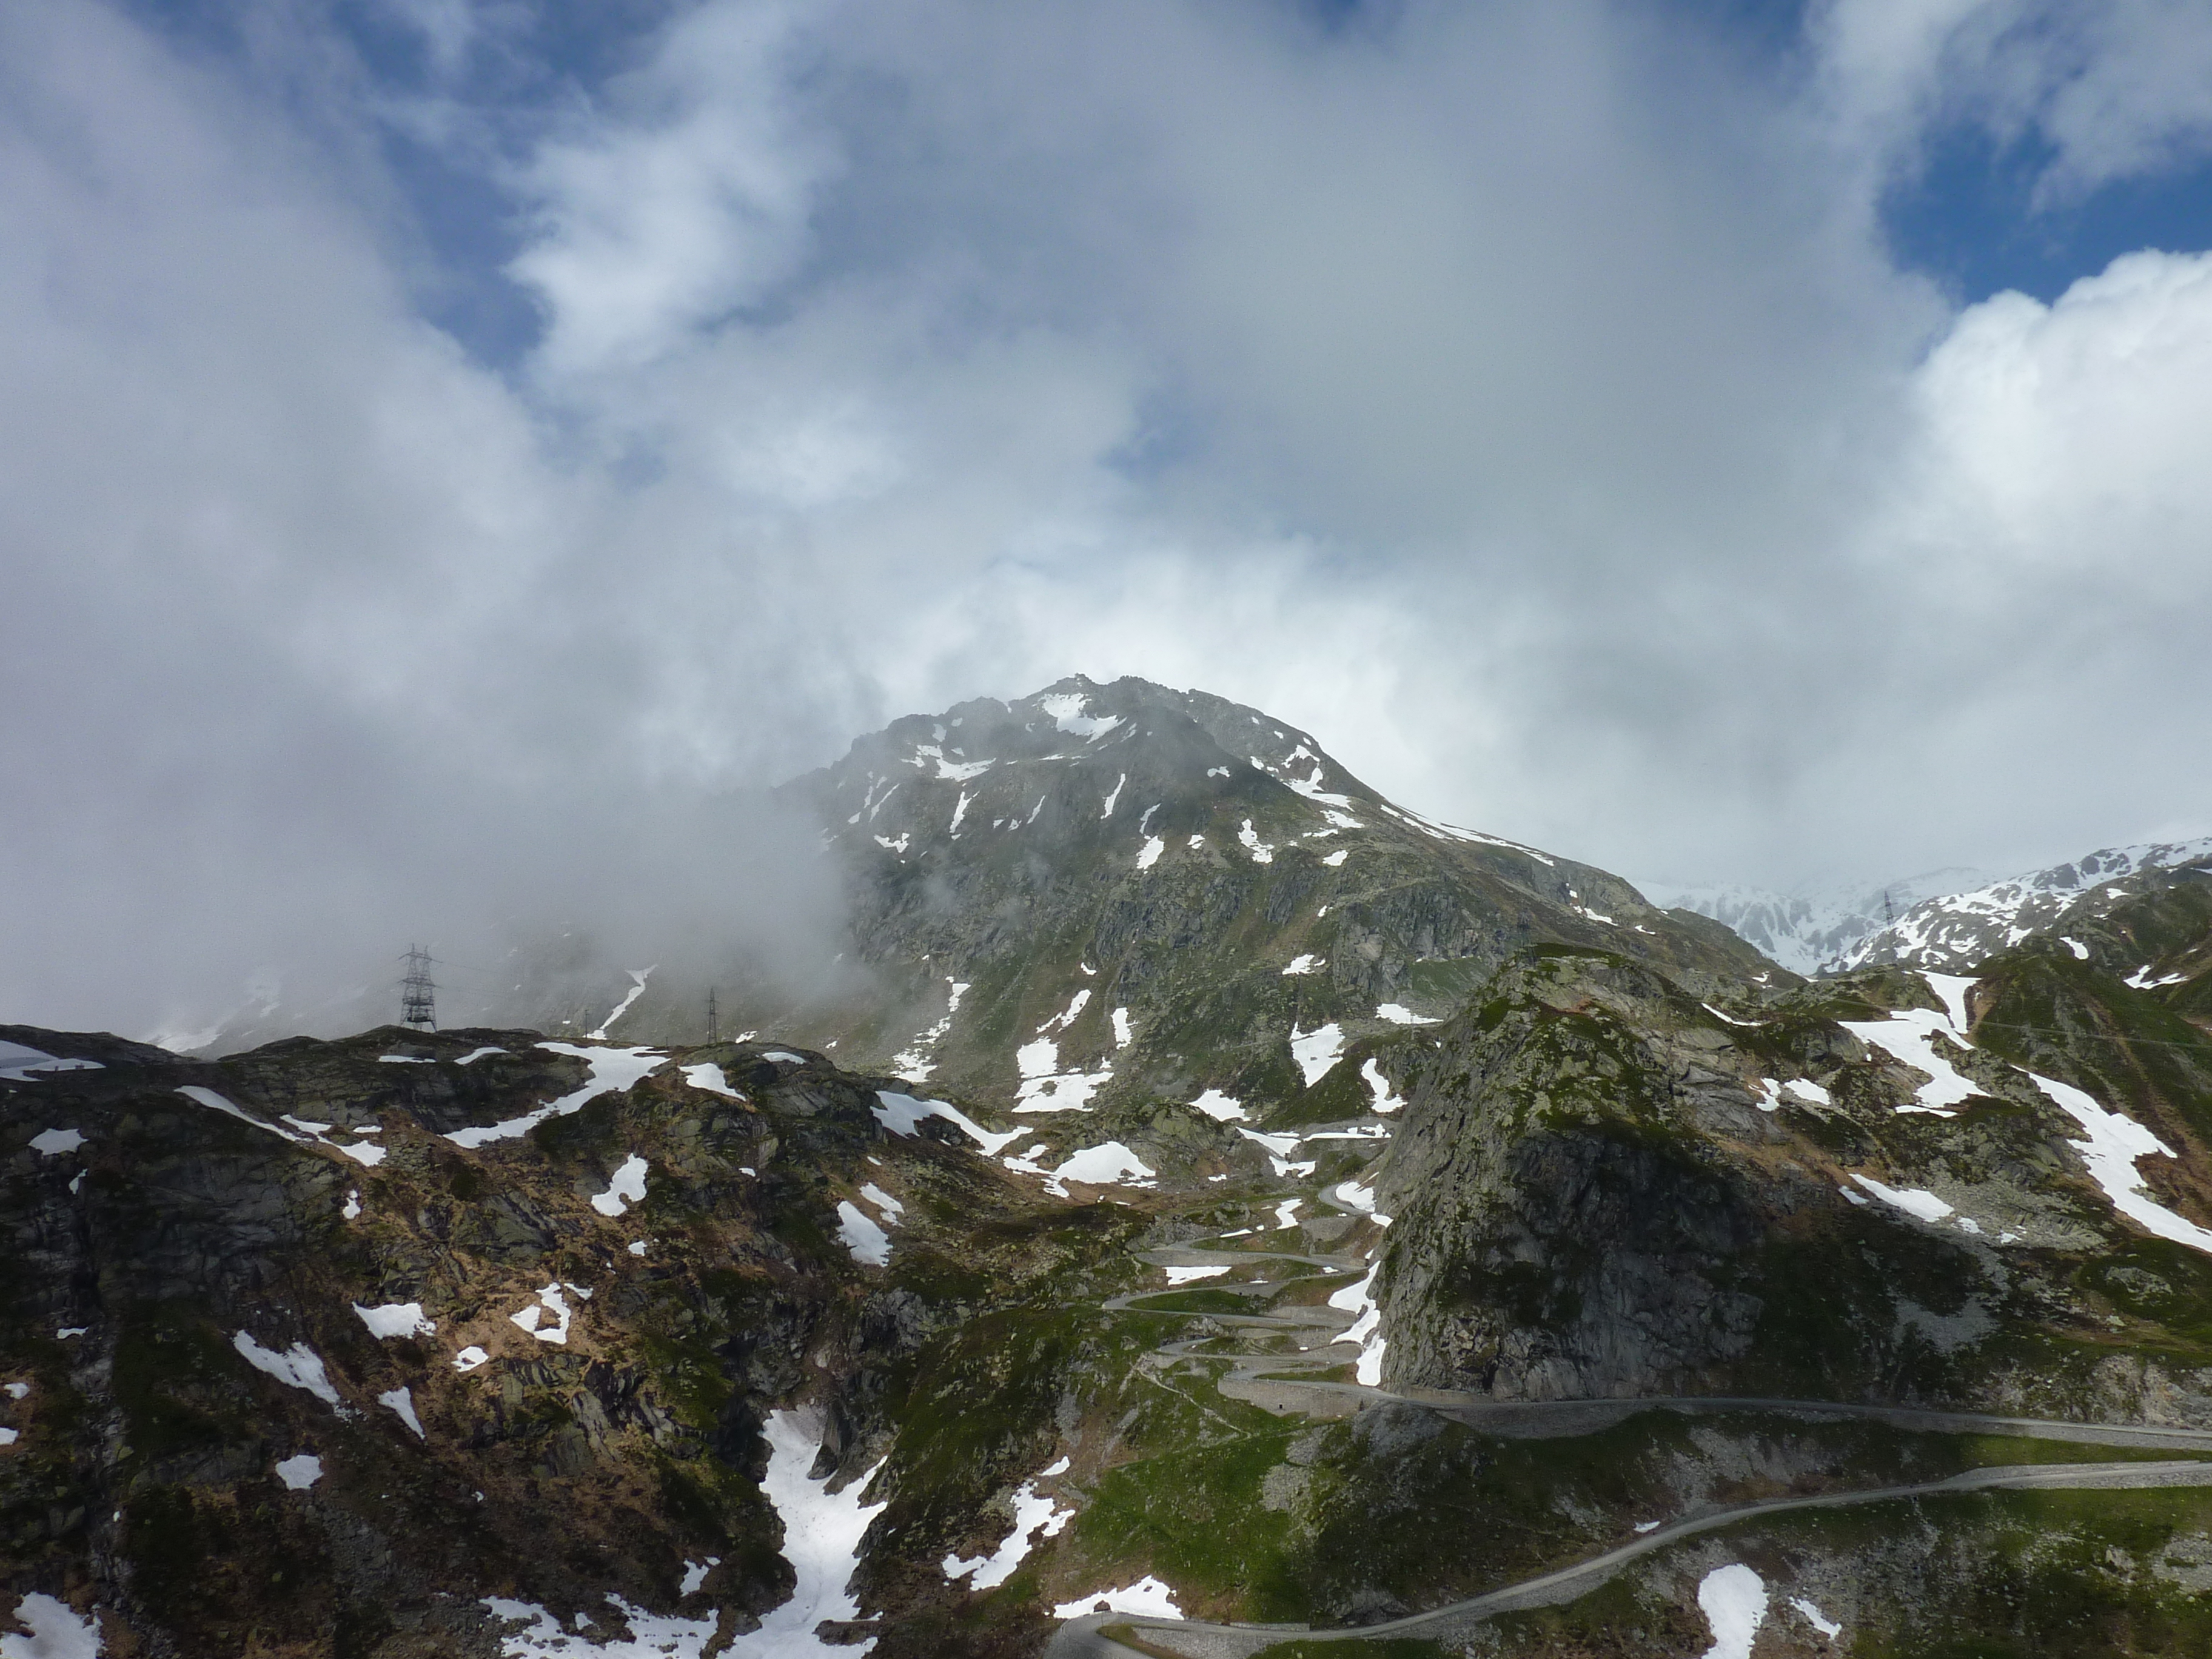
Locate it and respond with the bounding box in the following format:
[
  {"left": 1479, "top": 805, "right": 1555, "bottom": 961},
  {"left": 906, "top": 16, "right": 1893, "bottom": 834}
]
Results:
[{"left": 1832, "top": 838, "right": 2212, "bottom": 976}]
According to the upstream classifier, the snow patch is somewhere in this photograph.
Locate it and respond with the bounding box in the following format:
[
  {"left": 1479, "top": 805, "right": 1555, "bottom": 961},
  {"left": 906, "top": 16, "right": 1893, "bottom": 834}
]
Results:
[
  {"left": 1051, "top": 1578, "right": 1182, "bottom": 1621},
  {"left": 1238, "top": 820, "right": 1274, "bottom": 863},
  {"left": 1189, "top": 1089, "right": 1248, "bottom": 1122},
  {"left": 2126, "top": 964, "right": 2188, "bottom": 989},
  {"left": 453, "top": 1347, "right": 490, "bottom": 1372},
  {"left": 942, "top": 1471, "right": 1074, "bottom": 1588},
  {"left": 0, "top": 1043, "right": 102, "bottom": 1083},
  {"left": 481, "top": 1596, "right": 717, "bottom": 1659},
  {"left": 1695, "top": 1564, "right": 1767, "bottom": 1659},
  {"left": 509, "top": 1284, "right": 584, "bottom": 1345},
  {"left": 1136, "top": 836, "right": 1165, "bottom": 869},
  {"left": 275, "top": 1454, "right": 322, "bottom": 1490},
  {"left": 1838, "top": 1005, "right": 1980, "bottom": 1116},
  {"left": 1322, "top": 849, "right": 1348, "bottom": 866},
  {"left": 28, "top": 1128, "right": 85, "bottom": 1156},
  {"left": 1379, "top": 802, "right": 1555, "bottom": 863},
  {"left": 179, "top": 1085, "right": 304, "bottom": 1144},
  {"left": 232, "top": 1332, "right": 341, "bottom": 1407},
  {"left": 1037, "top": 691, "right": 1123, "bottom": 740},
  {"left": 456, "top": 1046, "right": 508, "bottom": 1065},
  {"left": 1164, "top": 1265, "right": 1230, "bottom": 1284},
  {"left": 589, "top": 1155, "right": 650, "bottom": 1217},
  {"left": 353, "top": 1302, "right": 435, "bottom": 1339},
  {"left": 680, "top": 1063, "right": 743, "bottom": 1099},
  {"left": 1789, "top": 1596, "right": 1843, "bottom": 1638},
  {"left": 1052, "top": 1142, "right": 1156, "bottom": 1188},
  {"left": 873, "top": 1090, "right": 1026, "bottom": 1156},
  {"left": 1374, "top": 1004, "right": 1436, "bottom": 1026},
  {"left": 837, "top": 1202, "right": 893, "bottom": 1267},
  {"left": 589, "top": 967, "right": 654, "bottom": 1041},
  {"left": 891, "top": 979, "right": 969, "bottom": 1082},
  {"left": 0, "top": 1593, "right": 102, "bottom": 1659},
  {"left": 2030, "top": 1070, "right": 2212, "bottom": 1255},
  {"left": 1101, "top": 773, "right": 1126, "bottom": 817},
  {"left": 379, "top": 1386, "right": 425, "bottom": 1439},
  {"left": 1328, "top": 1264, "right": 1387, "bottom": 1385},
  {"left": 1361, "top": 1058, "right": 1404, "bottom": 1114},
  {"left": 1851, "top": 1175, "right": 1956, "bottom": 1226},
  {"left": 447, "top": 1045, "right": 665, "bottom": 1148},
  {"left": 1290, "top": 1024, "right": 1344, "bottom": 1087}
]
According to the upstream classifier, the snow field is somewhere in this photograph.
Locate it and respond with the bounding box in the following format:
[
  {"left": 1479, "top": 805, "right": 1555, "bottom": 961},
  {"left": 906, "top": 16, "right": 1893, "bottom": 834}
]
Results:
[
  {"left": 28, "top": 1128, "right": 85, "bottom": 1155},
  {"left": 746, "top": 1412, "right": 888, "bottom": 1655}
]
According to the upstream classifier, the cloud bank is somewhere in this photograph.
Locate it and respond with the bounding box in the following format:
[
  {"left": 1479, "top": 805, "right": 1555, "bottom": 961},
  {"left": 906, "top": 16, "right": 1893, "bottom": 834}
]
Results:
[{"left": 4, "top": 0, "right": 2211, "bottom": 1034}]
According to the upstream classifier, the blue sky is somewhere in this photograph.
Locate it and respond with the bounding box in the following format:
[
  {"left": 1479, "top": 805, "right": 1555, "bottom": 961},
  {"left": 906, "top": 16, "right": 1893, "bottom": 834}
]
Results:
[{"left": 7, "top": 0, "right": 2212, "bottom": 1028}]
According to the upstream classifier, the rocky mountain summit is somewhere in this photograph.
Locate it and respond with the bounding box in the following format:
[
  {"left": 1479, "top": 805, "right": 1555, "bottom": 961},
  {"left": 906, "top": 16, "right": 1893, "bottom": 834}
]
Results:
[{"left": 11, "top": 680, "right": 2212, "bottom": 1658}]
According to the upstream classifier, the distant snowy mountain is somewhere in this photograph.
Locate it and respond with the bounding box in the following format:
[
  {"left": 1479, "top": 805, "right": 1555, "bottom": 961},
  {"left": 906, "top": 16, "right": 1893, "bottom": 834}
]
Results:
[
  {"left": 1834, "top": 836, "right": 2212, "bottom": 973},
  {"left": 1646, "top": 868, "right": 1991, "bottom": 975}
]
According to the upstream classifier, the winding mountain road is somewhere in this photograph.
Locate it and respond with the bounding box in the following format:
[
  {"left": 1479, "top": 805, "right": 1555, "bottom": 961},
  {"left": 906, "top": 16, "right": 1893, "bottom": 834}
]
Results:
[{"left": 1044, "top": 1198, "right": 2212, "bottom": 1658}]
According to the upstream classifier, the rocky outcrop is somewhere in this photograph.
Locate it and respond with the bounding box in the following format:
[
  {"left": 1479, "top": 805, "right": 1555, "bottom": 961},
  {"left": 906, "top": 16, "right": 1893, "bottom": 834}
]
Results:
[{"left": 1372, "top": 950, "right": 2212, "bottom": 1413}]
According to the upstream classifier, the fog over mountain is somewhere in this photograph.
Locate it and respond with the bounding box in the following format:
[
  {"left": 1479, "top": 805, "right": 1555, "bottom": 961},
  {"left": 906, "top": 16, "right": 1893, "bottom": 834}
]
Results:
[{"left": 7, "top": 0, "right": 2212, "bottom": 1036}]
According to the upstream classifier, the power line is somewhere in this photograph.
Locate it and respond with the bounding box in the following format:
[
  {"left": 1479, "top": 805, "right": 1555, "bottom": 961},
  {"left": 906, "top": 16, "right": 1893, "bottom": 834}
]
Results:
[{"left": 1969, "top": 1020, "right": 2212, "bottom": 1057}]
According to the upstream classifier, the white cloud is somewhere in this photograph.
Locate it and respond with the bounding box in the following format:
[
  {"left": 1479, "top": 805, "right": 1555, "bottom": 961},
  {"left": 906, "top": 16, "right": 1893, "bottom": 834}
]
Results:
[
  {"left": 1902, "top": 249, "right": 2212, "bottom": 578},
  {"left": 5, "top": 0, "right": 2212, "bottom": 1033},
  {"left": 1815, "top": 0, "right": 2212, "bottom": 203},
  {"left": 509, "top": 0, "right": 842, "bottom": 376}
]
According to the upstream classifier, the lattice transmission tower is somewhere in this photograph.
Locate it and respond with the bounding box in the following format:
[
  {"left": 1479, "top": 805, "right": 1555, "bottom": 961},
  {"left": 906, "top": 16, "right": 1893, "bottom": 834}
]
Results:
[
  {"left": 400, "top": 945, "right": 437, "bottom": 1031},
  {"left": 706, "top": 987, "right": 719, "bottom": 1045}
]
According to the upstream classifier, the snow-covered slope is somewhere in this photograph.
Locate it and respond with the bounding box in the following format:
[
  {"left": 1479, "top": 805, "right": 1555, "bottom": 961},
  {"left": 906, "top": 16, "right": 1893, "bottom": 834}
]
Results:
[
  {"left": 1834, "top": 837, "right": 2212, "bottom": 973},
  {"left": 1646, "top": 869, "right": 1991, "bottom": 976}
]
